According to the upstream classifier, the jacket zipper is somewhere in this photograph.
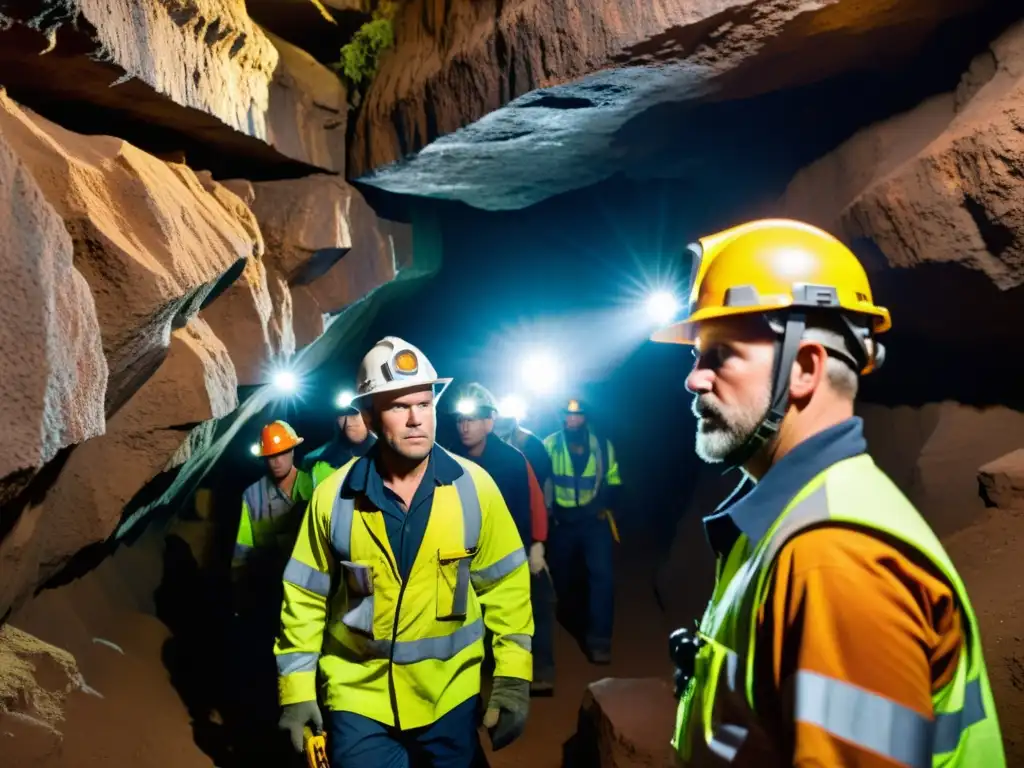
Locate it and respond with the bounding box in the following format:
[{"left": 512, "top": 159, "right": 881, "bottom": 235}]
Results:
[{"left": 364, "top": 519, "right": 407, "bottom": 730}]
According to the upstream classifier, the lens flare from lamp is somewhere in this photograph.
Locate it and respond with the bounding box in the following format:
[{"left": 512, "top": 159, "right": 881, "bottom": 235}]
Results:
[
  {"left": 521, "top": 352, "right": 560, "bottom": 395},
  {"left": 271, "top": 369, "right": 299, "bottom": 394},
  {"left": 646, "top": 290, "right": 681, "bottom": 325},
  {"left": 335, "top": 390, "right": 355, "bottom": 409},
  {"left": 250, "top": 442, "right": 260, "bottom": 457},
  {"left": 498, "top": 395, "right": 528, "bottom": 421},
  {"left": 456, "top": 398, "right": 476, "bottom": 416}
]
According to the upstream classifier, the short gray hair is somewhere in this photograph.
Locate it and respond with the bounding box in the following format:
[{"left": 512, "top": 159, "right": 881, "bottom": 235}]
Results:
[{"left": 802, "top": 325, "right": 859, "bottom": 400}]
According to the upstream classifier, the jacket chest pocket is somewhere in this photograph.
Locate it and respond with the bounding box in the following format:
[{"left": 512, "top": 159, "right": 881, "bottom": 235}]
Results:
[
  {"left": 436, "top": 548, "right": 475, "bottom": 621},
  {"left": 340, "top": 561, "right": 376, "bottom": 638}
]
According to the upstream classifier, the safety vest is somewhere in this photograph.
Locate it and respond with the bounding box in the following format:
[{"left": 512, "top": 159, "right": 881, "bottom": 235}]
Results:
[
  {"left": 543, "top": 430, "right": 621, "bottom": 508},
  {"left": 275, "top": 450, "right": 533, "bottom": 730},
  {"left": 672, "top": 454, "right": 1004, "bottom": 766},
  {"left": 233, "top": 470, "right": 313, "bottom": 566}
]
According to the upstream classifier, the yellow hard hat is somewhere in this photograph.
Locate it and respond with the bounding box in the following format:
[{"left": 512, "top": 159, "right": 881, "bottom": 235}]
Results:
[{"left": 652, "top": 219, "right": 890, "bottom": 372}]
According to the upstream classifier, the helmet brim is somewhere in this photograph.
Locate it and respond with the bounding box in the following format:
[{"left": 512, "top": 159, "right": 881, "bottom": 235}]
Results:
[
  {"left": 257, "top": 436, "right": 304, "bottom": 458},
  {"left": 351, "top": 378, "right": 453, "bottom": 408}
]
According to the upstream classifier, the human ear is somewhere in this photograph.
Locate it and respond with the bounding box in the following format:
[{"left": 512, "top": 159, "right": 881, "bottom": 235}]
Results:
[{"left": 789, "top": 341, "right": 828, "bottom": 400}]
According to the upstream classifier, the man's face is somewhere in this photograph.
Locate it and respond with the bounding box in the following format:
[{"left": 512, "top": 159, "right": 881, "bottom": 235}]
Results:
[
  {"left": 340, "top": 413, "right": 369, "bottom": 443},
  {"left": 266, "top": 450, "right": 294, "bottom": 480},
  {"left": 457, "top": 415, "right": 493, "bottom": 450},
  {"left": 564, "top": 413, "right": 586, "bottom": 431},
  {"left": 685, "top": 318, "right": 774, "bottom": 463},
  {"left": 373, "top": 386, "right": 436, "bottom": 461}
]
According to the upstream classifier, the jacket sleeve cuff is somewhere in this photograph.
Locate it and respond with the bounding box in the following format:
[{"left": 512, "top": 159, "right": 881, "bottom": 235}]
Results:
[
  {"left": 493, "top": 640, "right": 533, "bottom": 682},
  {"left": 279, "top": 671, "right": 318, "bottom": 706}
]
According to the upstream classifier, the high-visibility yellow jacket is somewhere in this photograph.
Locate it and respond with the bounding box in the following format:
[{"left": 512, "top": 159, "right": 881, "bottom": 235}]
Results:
[
  {"left": 233, "top": 470, "right": 314, "bottom": 569},
  {"left": 275, "top": 448, "right": 533, "bottom": 729},
  {"left": 543, "top": 429, "right": 621, "bottom": 508},
  {"left": 673, "top": 453, "right": 1004, "bottom": 766}
]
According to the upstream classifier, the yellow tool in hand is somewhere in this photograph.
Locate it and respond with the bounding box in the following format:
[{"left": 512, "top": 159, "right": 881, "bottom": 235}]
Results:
[
  {"left": 304, "top": 726, "right": 329, "bottom": 768},
  {"left": 601, "top": 509, "right": 621, "bottom": 544}
]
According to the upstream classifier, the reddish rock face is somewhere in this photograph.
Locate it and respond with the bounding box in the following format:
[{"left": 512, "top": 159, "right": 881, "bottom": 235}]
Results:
[
  {"left": 0, "top": 320, "right": 236, "bottom": 619},
  {"left": 206, "top": 173, "right": 405, "bottom": 384},
  {"left": 578, "top": 677, "right": 678, "bottom": 768},
  {"left": 0, "top": 91, "right": 256, "bottom": 415},
  {"left": 350, "top": 0, "right": 994, "bottom": 209},
  {"left": 783, "top": 19, "right": 1024, "bottom": 292}
]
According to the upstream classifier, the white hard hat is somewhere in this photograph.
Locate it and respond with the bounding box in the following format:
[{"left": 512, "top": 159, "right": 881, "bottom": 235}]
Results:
[
  {"left": 451, "top": 382, "right": 498, "bottom": 417},
  {"left": 352, "top": 336, "right": 452, "bottom": 407}
]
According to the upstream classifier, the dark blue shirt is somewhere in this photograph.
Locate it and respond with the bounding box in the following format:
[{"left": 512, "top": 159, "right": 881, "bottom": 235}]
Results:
[
  {"left": 704, "top": 417, "right": 868, "bottom": 556},
  {"left": 342, "top": 444, "right": 464, "bottom": 581}
]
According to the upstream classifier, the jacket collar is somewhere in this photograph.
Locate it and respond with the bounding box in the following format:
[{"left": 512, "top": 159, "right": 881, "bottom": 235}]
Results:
[
  {"left": 703, "top": 417, "right": 868, "bottom": 555},
  {"left": 343, "top": 442, "right": 463, "bottom": 498}
]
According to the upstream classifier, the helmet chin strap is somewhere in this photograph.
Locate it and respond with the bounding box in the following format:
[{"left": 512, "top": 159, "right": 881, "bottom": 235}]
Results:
[{"left": 721, "top": 312, "right": 807, "bottom": 474}]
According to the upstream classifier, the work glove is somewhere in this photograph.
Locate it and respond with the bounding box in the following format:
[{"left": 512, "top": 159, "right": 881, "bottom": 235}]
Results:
[
  {"left": 528, "top": 542, "right": 546, "bottom": 576},
  {"left": 279, "top": 700, "right": 323, "bottom": 753},
  {"left": 482, "top": 676, "right": 529, "bottom": 751}
]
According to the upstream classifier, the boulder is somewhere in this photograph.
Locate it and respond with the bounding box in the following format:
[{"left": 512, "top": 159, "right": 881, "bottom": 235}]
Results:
[
  {"left": 0, "top": 319, "right": 237, "bottom": 618},
  {"left": 0, "top": 105, "right": 107, "bottom": 507},
  {"left": 0, "top": 0, "right": 346, "bottom": 177},
  {"left": 979, "top": 449, "right": 1024, "bottom": 511},
  {"left": 576, "top": 678, "right": 677, "bottom": 768},
  {"left": 0, "top": 90, "right": 256, "bottom": 415},
  {"left": 350, "top": 0, "right": 995, "bottom": 209}
]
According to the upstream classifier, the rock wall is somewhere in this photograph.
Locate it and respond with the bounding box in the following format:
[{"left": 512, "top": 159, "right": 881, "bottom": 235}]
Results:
[
  {"left": 206, "top": 174, "right": 401, "bottom": 384},
  {"left": 782, "top": 18, "right": 1024, "bottom": 290},
  {"left": 0, "top": 0, "right": 410, "bottom": 621},
  {"left": 0, "top": 530, "right": 211, "bottom": 766},
  {"left": 349, "top": 0, "right": 996, "bottom": 208},
  {"left": 0, "top": 0, "right": 346, "bottom": 177}
]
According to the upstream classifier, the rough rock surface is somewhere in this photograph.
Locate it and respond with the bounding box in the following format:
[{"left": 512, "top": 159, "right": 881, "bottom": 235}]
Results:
[
  {"left": 858, "top": 403, "right": 1024, "bottom": 538},
  {"left": 0, "top": 624, "right": 92, "bottom": 741},
  {"left": 351, "top": 0, "right": 993, "bottom": 208},
  {"left": 205, "top": 174, "right": 404, "bottom": 383},
  {"left": 577, "top": 678, "right": 677, "bottom": 768},
  {"left": 201, "top": 255, "right": 279, "bottom": 386},
  {"left": 0, "top": 110, "right": 107, "bottom": 507},
  {"left": 250, "top": 174, "right": 398, "bottom": 311},
  {"left": 0, "top": 0, "right": 346, "bottom": 177},
  {"left": 783, "top": 18, "right": 1024, "bottom": 290},
  {"left": 0, "top": 320, "right": 237, "bottom": 619},
  {"left": 979, "top": 449, "right": 1024, "bottom": 511},
  {"left": 0, "top": 90, "right": 255, "bottom": 415}
]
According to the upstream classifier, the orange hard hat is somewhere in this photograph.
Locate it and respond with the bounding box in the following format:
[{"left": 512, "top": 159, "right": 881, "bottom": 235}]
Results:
[{"left": 257, "top": 420, "right": 303, "bottom": 457}]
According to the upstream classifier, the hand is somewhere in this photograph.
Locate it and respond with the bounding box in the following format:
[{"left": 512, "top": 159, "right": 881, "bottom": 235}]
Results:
[
  {"left": 528, "top": 542, "right": 546, "bottom": 576},
  {"left": 278, "top": 700, "right": 323, "bottom": 753},
  {"left": 483, "top": 676, "right": 529, "bottom": 750}
]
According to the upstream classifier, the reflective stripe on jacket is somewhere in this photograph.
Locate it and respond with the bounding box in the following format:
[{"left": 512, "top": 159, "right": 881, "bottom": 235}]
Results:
[
  {"left": 672, "top": 454, "right": 1004, "bottom": 767},
  {"left": 274, "top": 447, "right": 533, "bottom": 729},
  {"left": 233, "top": 471, "right": 313, "bottom": 567},
  {"left": 543, "top": 430, "right": 621, "bottom": 509}
]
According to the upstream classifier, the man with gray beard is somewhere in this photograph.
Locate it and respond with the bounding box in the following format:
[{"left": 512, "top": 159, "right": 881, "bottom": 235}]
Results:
[{"left": 653, "top": 219, "right": 1003, "bottom": 767}]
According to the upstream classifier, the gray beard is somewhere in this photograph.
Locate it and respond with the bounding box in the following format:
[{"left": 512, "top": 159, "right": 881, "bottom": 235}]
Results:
[{"left": 692, "top": 389, "right": 770, "bottom": 464}]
